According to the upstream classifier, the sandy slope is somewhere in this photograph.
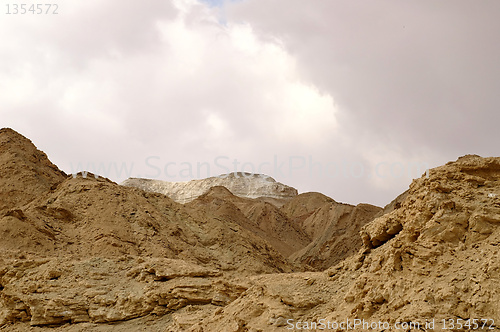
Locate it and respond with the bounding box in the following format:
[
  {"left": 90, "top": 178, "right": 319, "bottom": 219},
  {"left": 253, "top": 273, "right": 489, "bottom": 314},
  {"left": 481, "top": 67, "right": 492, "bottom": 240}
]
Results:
[{"left": 2, "top": 128, "right": 498, "bottom": 331}]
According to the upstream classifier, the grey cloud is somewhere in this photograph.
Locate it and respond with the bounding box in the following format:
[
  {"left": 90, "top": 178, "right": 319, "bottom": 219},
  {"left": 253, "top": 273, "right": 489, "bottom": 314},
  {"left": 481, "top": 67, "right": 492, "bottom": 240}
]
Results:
[
  {"left": 221, "top": 0, "right": 500, "bottom": 203},
  {"left": 232, "top": 1, "right": 500, "bottom": 141},
  {"left": 4, "top": 0, "right": 497, "bottom": 206}
]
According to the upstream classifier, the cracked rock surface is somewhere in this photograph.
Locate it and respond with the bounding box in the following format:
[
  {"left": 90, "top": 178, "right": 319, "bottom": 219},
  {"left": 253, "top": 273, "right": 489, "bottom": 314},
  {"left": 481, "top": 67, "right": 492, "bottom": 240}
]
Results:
[{"left": 1, "top": 128, "right": 500, "bottom": 331}]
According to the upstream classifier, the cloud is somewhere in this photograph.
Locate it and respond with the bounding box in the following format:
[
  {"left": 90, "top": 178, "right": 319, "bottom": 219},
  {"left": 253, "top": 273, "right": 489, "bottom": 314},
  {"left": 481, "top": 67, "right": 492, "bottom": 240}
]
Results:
[
  {"left": 1, "top": 0, "right": 344, "bottom": 198},
  {"left": 3, "top": 0, "right": 498, "bottom": 206},
  {"left": 223, "top": 0, "right": 500, "bottom": 201},
  {"left": 227, "top": 0, "right": 500, "bottom": 146}
]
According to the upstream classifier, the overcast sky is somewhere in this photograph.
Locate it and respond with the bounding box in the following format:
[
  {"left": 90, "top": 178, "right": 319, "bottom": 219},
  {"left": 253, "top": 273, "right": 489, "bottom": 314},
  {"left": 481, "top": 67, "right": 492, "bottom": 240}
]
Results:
[{"left": 2, "top": 0, "right": 499, "bottom": 206}]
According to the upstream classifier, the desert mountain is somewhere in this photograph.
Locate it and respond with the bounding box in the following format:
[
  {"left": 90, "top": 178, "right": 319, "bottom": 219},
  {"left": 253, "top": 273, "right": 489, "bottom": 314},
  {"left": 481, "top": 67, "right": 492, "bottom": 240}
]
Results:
[
  {"left": 0, "top": 129, "right": 301, "bottom": 328},
  {"left": 0, "top": 128, "right": 66, "bottom": 213},
  {"left": 1, "top": 173, "right": 297, "bottom": 274},
  {"left": 2, "top": 128, "right": 499, "bottom": 331},
  {"left": 123, "top": 176, "right": 378, "bottom": 261},
  {"left": 282, "top": 193, "right": 382, "bottom": 269},
  {"left": 121, "top": 172, "right": 297, "bottom": 206},
  {"left": 185, "top": 186, "right": 311, "bottom": 258},
  {"left": 193, "top": 155, "right": 500, "bottom": 331}
]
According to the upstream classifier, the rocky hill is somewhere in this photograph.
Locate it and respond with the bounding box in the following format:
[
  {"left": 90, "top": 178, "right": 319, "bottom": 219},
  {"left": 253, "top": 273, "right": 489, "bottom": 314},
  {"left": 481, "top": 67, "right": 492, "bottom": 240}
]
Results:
[
  {"left": 0, "top": 128, "right": 66, "bottom": 214},
  {"left": 189, "top": 155, "right": 500, "bottom": 331},
  {"left": 121, "top": 172, "right": 298, "bottom": 206},
  {"left": 2, "top": 128, "right": 499, "bottom": 331},
  {"left": 185, "top": 186, "right": 311, "bottom": 258},
  {"left": 283, "top": 193, "right": 382, "bottom": 269},
  {"left": 0, "top": 129, "right": 301, "bottom": 328}
]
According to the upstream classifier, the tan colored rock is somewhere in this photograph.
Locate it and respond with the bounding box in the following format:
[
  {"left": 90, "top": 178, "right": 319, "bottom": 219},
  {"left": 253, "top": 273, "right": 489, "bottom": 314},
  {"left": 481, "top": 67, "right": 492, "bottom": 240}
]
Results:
[
  {"left": 186, "top": 186, "right": 311, "bottom": 258},
  {"left": 3, "top": 129, "right": 500, "bottom": 332},
  {"left": 283, "top": 193, "right": 382, "bottom": 269},
  {"left": 196, "top": 155, "right": 500, "bottom": 330},
  {"left": 0, "top": 128, "right": 66, "bottom": 214},
  {"left": 0, "top": 257, "right": 246, "bottom": 327}
]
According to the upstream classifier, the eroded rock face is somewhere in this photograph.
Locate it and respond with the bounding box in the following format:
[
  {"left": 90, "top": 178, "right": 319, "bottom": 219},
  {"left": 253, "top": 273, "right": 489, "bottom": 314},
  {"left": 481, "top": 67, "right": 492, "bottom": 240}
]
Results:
[
  {"left": 3, "top": 129, "right": 500, "bottom": 332},
  {"left": 121, "top": 172, "right": 298, "bottom": 205},
  {"left": 0, "top": 129, "right": 301, "bottom": 329},
  {"left": 0, "top": 257, "right": 245, "bottom": 327},
  {"left": 186, "top": 186, "right": 311, "bottom": 258},
  {"left": 193, "top": 155, "right": 500, "bottom": 331},
  {"left": 286, "top": 197, "right": 382, "bottom": 270},
  {"left": 331, "top": 155, "right": 500, "bottom": 325}
]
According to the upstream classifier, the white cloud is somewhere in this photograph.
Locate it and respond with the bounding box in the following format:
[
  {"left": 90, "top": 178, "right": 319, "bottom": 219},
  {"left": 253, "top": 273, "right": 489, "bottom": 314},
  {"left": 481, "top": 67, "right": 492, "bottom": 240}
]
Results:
[
  {"left": 4, "top": 0, "right": 497, "bottom": 206},
  {"left": 0, "top": 0, "right": 339, "bottom": 191}
]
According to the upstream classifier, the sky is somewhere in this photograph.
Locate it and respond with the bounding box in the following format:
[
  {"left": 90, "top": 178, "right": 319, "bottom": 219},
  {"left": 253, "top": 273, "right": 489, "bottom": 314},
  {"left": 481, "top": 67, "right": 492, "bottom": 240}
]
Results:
[{"left": 1, "top": 0, "right": 500, "bottom": 206}]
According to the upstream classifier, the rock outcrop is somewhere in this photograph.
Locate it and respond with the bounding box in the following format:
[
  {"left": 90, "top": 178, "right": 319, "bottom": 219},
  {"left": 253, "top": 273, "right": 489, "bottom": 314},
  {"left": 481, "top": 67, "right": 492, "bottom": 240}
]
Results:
[
  {"left": 0, "top": 256, "right": 250, "bottom": 328},
  {"left": 121, "top": 172, "right": 298, "bottom": 205},
  {"left": 3, "top": 128, "right": 500, "bottom": 331},
  {"left": 190, "top": 155, "right": 500, "bottom": 331},
  {"left": 0, "top": 129, "right": 301, "bottom": 329}
]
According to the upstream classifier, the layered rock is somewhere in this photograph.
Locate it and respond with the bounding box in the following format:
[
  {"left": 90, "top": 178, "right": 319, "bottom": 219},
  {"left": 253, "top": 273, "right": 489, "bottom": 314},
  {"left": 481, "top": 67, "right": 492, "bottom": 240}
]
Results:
[
  {"left": 186, "top": 186, "right": 311, "bottom": 258},
  {"left": 0, "top": 256, "right": 246, "bottom": 327},
  {"left": 121, "top": 172, "right": 298, "bottom": 205},
  {"left": 0, "top": 129, "right": 301, "bottom": 328},
  {"left": 191, "top": 155, "right": 500, "bottom": 331},
  {"left": 283, "top": 193, "right": 382, "bottom": 270},
  {"left": 4, "top": 128, "right": 500, "bottom": 332}
]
